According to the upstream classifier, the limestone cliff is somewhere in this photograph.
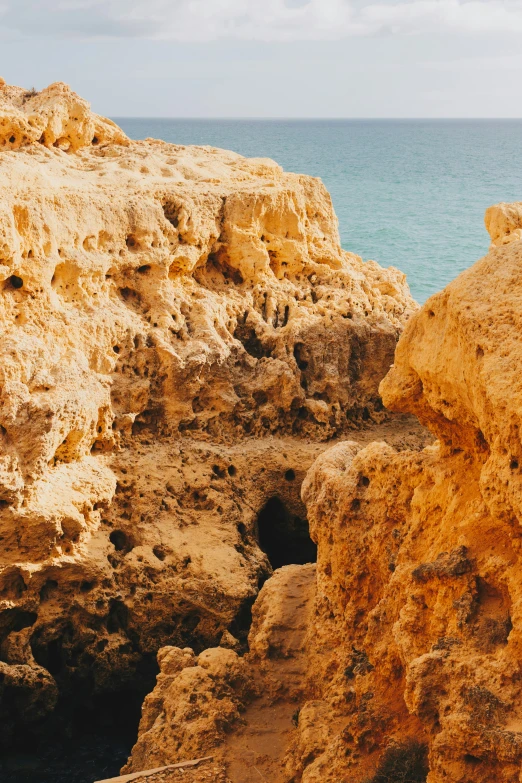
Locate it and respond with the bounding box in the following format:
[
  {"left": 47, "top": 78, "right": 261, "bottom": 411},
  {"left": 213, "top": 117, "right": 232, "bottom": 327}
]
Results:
[
  {"left": 129, "top": 206, "right": 522, "bottom": 783},
  {"left": 0, "top": 78, "right": 417, "bottom": 747},
  {"left": 288, "top": 208, "right": 522, "bottom": 782}
]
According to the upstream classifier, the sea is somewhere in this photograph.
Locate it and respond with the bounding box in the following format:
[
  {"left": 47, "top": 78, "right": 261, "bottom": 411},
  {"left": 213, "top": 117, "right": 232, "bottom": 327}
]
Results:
[{"left": 116, "top": 118, "right": 522, "bottom": 304}]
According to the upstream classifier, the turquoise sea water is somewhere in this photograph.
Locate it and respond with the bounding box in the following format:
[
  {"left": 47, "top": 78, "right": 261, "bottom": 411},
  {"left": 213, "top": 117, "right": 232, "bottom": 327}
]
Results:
[{"left": 115, "top": 119, "right": 522, "bottom": 303}]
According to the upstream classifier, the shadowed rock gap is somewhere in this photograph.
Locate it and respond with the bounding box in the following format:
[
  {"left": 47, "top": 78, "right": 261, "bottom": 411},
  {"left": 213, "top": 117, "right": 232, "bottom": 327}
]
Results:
[
  {"left": 0, "top": 687, "right": 148, "bottom": 782},
  {"left": 257, "top": 496, "right": 317, "bottom": 570}
]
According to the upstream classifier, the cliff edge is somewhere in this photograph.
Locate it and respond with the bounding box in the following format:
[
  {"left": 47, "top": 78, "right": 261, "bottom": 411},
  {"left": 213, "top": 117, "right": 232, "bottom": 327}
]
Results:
[{"left": 0, "top": 78, "right": 420, "bottom": 754}]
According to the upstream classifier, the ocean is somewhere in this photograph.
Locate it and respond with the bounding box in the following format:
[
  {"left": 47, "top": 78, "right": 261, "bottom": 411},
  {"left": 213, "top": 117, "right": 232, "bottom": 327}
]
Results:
[{"left": 115, "top": 118, "right": 522, "bottom": 304}]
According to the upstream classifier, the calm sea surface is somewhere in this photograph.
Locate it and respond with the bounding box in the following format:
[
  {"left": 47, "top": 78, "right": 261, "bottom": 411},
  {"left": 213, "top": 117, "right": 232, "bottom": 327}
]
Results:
[{"left": 115, "top": 119, "right": 522, "bottom": 303}]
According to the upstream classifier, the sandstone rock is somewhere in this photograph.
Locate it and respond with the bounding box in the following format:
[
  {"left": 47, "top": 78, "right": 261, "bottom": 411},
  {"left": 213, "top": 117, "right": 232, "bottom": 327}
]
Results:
[
  {"left": 485, "top": 201, "right": 522, "bottom": 247},
  {"left": 0, "top": 79, "right": 420, "bottom": 743},
  {"left": 123, "top": 645, "right": 254, "bottom": 773},
  {"left": 0, "top": 81, "right": 128, "bottom": 150},
  {"left": 290, "top": 214, "right": 522, "bottom": 782}
]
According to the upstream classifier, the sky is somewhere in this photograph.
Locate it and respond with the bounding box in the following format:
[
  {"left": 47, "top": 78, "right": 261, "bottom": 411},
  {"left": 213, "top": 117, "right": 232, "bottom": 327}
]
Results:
[{"left": 1, "top": 0, "right": 522, "bottom": 117}]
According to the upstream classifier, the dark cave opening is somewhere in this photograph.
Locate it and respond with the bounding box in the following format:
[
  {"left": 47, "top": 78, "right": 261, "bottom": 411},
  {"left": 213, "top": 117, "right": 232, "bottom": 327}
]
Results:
[
  {"left": 257, "top": 496, "right": 317, "bottom": 570},
  {"left": 0, "top": 663, "right": 158, "bottom": 783}
]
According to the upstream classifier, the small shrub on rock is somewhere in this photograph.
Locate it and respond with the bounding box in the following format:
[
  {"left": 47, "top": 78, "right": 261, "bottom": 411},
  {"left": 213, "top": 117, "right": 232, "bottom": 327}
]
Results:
[{"left": 368, "top": 739, "right": 428, "bottom": 783}]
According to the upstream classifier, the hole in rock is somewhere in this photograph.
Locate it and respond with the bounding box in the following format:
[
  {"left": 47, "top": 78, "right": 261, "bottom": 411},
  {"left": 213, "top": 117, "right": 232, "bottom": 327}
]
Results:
[
  {"left": 233, "top": 324, "right": 271, "bottom": 359},
  {"left": 463, "top": 754, "right": 482, "bottom": 765},
  {"left": 162, "top": 201, "right": 181, "bottom": 228},
  {"left": 0, "top": 608, "right": 37, "bottom": 634},
  {"left": 107, "top": 599, "right": 129, "bottom": 634},
  {"left": 5, "top": 275, "right": 23, "bottom": 290},
  {"left": 227, "top": 594, "right": 260, "bottom": 650},
  {"left": 22, "top": 606, "right": 161, "bottom": 780},
  {"left": 39, "top": 580, "right": 58, "bottom": 602},
  {"left": 109, "top": 530, "right": 131, "bottom": 553},
  {"left": 293, "top": 343, "right": 309, "bottom": 371},
  {"left": 257, "top": 497, "right": 317, "bottom": 570}
]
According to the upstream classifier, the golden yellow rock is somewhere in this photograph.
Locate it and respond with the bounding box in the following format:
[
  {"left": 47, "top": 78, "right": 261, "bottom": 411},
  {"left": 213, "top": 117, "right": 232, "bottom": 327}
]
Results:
[
  {"left": 485, "top": 201, "right": 522, "bottom": 247},
  {"left": 288, "top": 219, "right": 522, "bottom": 782},
  {"left": 0, "top": 79, "right": 418, "bottom": 746},
  {"left": 123, "top": 645, "right": 253, "bottom": 774},
  {"left": 0, "top": 80, "right": 128, "bottom": 150}
]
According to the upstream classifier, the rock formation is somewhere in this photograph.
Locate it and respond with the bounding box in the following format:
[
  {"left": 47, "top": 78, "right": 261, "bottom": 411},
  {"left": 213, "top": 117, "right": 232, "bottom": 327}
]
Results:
[
  {"left": 125, "top": 207, "right": 522, "bottom": 783},
  {"left": 0, "top": 77, "right": 420, "bottom": 753},
  {"left": 285, "top": 212, "right": 522, "bottom": 782}
]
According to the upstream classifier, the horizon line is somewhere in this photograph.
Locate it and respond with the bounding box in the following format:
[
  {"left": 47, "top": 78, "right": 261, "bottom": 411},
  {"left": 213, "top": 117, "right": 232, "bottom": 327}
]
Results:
[{"left": 111, "top": 116, "right": 522, "bottom": 121}]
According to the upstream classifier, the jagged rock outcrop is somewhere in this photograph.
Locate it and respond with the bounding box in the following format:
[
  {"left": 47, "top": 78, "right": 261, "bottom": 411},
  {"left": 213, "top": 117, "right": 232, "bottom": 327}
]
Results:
[
  {"left": 288, "top": 211, "right": 522, "bottom": 782},
  {"left": 125, "top": 564, "right": 317, "bottom": 782},
  {"left": 0, "top": 79, "right": 418, "bottom": 743},
  {"left": 0, "top": 80, "right": 127, "bottom": 151}
]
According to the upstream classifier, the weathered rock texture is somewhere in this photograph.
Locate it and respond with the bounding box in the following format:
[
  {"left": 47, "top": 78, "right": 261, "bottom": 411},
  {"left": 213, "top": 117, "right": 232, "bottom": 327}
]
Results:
[
  {"left": 485, "top": 201, "right": 522, "bottom": 248},
  {"left": 123, "top": 645, "right": 254, "bottom": 774},
  {"left": 0, "top": 78, "right": 418, "bottom": 744},
  {"left": 287, "top": 212, "right": 522, "bottom": 782},
  {"left": 124, "top": 564, "right": 318, "bottom": 783}
]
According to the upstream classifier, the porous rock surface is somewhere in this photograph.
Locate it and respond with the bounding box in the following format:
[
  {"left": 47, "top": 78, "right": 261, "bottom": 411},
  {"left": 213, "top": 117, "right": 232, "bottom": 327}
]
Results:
[
  {"left": 0, "top": 79, "right": 416, "bottom": 742},
  {"left": 122, "top": 645, "right": 254, "bottom": 774},
  {"left": 286, "top": 214, "right": 522, "bottom": 782},
  {"left": 485, "top": 201, "right": 522, "bottom": 248},
  {"left": 130, "top": 206, "right": 522, "bottom": 783}
]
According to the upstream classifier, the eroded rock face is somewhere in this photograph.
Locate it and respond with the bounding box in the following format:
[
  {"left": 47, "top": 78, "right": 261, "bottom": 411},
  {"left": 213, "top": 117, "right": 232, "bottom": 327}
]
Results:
[
  {"left": 0, "top": 80, "right": 128, "bottom": 151},
  {"left": 0, "top": 80, "right": 416, "bottom": 742},
  {"left": 293, "top": 218, "right": 522, "bottom": 782},
  {"left": 485, "top": 201, "right": 522, "bottom": 248},
  {"left": 123, "top": 645, "right": 254, "bottom": 773}
]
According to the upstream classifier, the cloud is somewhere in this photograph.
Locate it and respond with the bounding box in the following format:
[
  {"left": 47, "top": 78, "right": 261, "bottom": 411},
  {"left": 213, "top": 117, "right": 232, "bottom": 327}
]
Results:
[{"left": 2, "top": 0, "right": 522, "bottom": 41}]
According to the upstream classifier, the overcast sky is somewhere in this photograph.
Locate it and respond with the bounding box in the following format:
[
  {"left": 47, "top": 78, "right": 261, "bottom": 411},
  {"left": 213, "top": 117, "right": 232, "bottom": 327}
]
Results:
[{"left": 1, "top": 0, "right": 522, "bottom": 117}]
